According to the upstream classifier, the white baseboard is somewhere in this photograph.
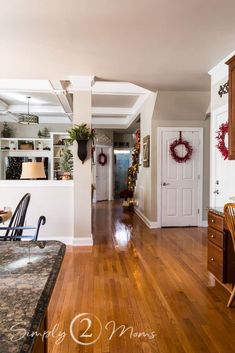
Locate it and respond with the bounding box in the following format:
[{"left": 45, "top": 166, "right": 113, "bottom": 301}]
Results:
[
  {"left": 134, "top": 207, "right": 160, "bottom": 229},
  {"left": 38, "top": 235, "right": 93, "bottom": 246},
  {"left": 201, "top": 221, "right": 208, "bottom": 227},
  {"left": 72, "top": 236, "right": 93, "bottom": 246}
]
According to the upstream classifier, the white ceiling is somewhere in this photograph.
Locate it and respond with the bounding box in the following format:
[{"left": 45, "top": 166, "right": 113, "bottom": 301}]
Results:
[{"left": 0, "top": 0, "right": 235, "bottom": 90}]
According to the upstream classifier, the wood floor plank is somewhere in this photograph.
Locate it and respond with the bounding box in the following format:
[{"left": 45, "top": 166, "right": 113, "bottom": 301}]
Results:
[{"left": 48, "top": 201, "right": 235, "bottom": 353}]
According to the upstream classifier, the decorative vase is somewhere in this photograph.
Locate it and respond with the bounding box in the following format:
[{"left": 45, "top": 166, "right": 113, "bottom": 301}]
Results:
[
  {"left": 76, "top": 139, "right": 89, "bottom": 164},
  {"left": 62, "top": 172, "right": 71, "bottom": 180}
]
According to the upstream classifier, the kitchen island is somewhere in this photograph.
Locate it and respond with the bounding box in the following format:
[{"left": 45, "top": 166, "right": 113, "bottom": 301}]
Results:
[{"left": 0, "top": 241, "right": 65, "bottom": 353}]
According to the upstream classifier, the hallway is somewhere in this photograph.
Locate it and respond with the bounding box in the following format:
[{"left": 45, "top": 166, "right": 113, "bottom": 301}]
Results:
[{"left": 48, "top": 201, "right": 235, "bottom": 353}]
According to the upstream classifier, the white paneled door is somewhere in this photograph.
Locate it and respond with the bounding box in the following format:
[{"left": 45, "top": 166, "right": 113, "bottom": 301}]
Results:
[
  {"left": 96, "top": 147, "right": 109, "bottom": 202},
  {"left": 161, "top": 130, "right": 201, "bottom": 227}
]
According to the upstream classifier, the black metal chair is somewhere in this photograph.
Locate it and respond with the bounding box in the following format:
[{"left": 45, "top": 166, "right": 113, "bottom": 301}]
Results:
[
  {"left": 3, "top": 193, "right": 31, "bottom": 240},
  {"left": 0, "top": 193, "right": 46, "bottom": 241},
  {"left": 0, "top": 216, "right": 46, "bottom": 241}
]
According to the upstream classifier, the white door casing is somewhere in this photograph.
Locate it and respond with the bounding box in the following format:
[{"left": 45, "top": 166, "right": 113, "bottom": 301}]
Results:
[
  {"left": 157, "top": 128, "right": 203, "bottom": 227},
  {"left": 210, "top": 104, "right": 235, "bottom": 207}
]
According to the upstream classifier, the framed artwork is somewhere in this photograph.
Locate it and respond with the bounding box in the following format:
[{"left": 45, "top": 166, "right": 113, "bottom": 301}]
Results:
[{"left": 143, "top": 135, "right": 150, "bottom": 167}]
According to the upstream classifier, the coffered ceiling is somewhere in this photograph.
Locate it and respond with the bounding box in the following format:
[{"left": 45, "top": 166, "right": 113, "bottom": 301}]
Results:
[{"left": 0, "top": 79, "right": 150, "bottom": 128}]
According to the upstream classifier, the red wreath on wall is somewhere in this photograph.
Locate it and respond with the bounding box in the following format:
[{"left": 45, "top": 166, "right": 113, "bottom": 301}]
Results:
[
  {"left": 170, "top": 131, "right": 193, "bottom": 163},
  {"left": 216, "top": 122, "right": 228, "bottom": 160},
  {"left": 98, "top": 149, "right": 107, "bottom": 166}
]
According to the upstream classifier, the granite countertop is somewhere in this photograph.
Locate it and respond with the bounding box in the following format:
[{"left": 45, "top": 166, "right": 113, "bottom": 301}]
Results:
[
  {"left": 208, "top": 207, "right": 224, "bottom": 216},
  {"left": 0, "top": 241, "right": 66, "bottom": 353}
]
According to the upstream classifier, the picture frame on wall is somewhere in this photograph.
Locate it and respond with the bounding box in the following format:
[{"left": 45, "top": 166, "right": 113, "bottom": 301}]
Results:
[{"left": 143, "top": 135, "right": 150, "bottom": 167}]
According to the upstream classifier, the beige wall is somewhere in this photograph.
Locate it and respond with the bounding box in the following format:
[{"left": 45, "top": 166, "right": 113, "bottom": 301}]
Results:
[
  {"left": 135, "top": 90, "right": 210, "bottom": 223},
  {"left": 135, "top": 92, "right": 157, "bottom": 220},
  {"left": 0, "top": 122, "right": 70, "bottom": 138}
]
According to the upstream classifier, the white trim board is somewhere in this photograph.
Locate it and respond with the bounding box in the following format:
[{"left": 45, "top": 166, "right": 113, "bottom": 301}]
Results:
[
  {"left": 39, "top": 236, "right": 93, "bottom": 246},
  {"left": 134, "top": 207, "right": 160, "bottom": 229},
  {"left": 157, "top": 127, "right": 204, "bottom": 228}
]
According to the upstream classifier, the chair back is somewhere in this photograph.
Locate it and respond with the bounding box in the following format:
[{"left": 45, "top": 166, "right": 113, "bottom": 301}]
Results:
[
  {"left": 4, "top": 193, "right": 31, "bottom": 240},
  {"left": 224, "top": 203, "right": 235, "bottom": 251}
]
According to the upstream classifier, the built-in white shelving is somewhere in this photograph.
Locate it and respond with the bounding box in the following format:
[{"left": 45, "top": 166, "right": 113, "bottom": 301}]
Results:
[{"left": 0, "top": 133, "right": 73, "bottom": 181}]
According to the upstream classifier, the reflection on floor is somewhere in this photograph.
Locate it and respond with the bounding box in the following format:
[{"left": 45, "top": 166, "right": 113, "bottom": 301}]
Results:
[{"left": 48, "top": 201, "right": 235, "bottom": 353}]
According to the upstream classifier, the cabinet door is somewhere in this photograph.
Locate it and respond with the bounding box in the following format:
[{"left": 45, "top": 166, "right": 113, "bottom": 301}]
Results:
[{"left": 226, "top": 55, "right": 235, "bottom": 159}]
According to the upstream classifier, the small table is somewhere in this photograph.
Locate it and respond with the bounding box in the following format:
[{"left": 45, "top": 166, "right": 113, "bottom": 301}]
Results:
[{"left": 0, "top": 210, "right": 12, "bottom": 224}]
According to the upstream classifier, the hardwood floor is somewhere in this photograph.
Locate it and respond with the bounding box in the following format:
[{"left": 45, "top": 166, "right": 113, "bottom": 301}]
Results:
[{"left": 48, "top": 201, "right": 235, "bottom": 353}]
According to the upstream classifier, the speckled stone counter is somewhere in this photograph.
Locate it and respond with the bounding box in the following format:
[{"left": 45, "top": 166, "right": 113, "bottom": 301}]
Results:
[
  {"left": 0, "top": 241, "right": 66, "bottom": 353},
  {"left": 208, "top": 207, "right": 224, "bottom": 216}
]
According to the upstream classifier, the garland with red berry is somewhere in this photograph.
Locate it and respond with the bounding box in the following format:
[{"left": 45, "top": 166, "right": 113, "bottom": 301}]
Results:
[
  {"left": 216, "top": 122, "right": 228, "bottom": 160},
  {"left": 169, "top": 131, "right": 193, "bottom": 163}
]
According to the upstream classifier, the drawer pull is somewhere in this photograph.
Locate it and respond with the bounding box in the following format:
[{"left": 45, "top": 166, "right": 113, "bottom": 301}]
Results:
[
  {"left": 210, "top": 258, "right": 215, "bottom": 262},
  {"left": 210, "top": 234, "right": 215, "bottom": 238},
  {"left": 210, "top": 219, "right": 215, "bottom": 223}
]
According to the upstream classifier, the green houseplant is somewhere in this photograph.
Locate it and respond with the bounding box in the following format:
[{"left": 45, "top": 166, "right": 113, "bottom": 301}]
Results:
[
  {"left": 67, "top": 123, "right": 95, "bottom": 164},
  {"left": 1, "top": 122, "right": 13, "bottom": 138},
  {"left": 60, "top": 144, "right": 73, "bottom": 180}
]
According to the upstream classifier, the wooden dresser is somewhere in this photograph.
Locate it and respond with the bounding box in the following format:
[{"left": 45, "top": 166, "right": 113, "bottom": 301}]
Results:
[{"left": 208, "top": 208, "right": 235, "bottom": 285}]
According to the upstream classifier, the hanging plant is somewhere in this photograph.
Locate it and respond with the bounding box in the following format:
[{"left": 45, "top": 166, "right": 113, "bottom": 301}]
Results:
[
  {"left": 98, "top": 149, "right": 107, "bottom": 166},
  {"left": 67, "top": 124, "right": 96, "bottom": 164},
  {"left": 216, "top": 122, "right": 228, "bottom": 160},
  {"left": 170, "top": 131, "right": 193, "bottom": 163}
]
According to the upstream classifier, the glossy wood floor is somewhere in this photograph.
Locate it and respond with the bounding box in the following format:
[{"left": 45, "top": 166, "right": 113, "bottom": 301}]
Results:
[{"left": 48, "top": 201, "right": 235, "bottom": 353}]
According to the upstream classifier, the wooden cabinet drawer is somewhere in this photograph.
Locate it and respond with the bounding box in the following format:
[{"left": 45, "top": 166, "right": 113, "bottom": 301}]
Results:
[
  {"left": 208, "top": 212, "right": 223, "bottom": 232},
  {"left": 207, "top": 241, "right": 224, "bottom": 282},
  {"left": 207, "top": 227, "right": 224, "bottom": 249}
]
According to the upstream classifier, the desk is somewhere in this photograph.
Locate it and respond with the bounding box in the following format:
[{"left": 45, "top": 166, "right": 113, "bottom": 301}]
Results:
[
  {"left": 0, "top": 210, "right": 12, "bottom": 223},
  {"left": 208, "top": 208, "right": 235, "bottom": 288}
]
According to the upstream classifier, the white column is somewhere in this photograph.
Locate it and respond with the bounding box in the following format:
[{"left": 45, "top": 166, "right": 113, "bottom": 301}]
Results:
[{"left": 71, "top": 76, "right": 94, "bottom": 246}]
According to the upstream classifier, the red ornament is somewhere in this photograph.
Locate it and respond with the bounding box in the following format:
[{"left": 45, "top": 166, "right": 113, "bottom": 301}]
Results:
[
  {"left": 216, "top": 122, "right": 228, "bottom": 160},
  {"left": 98, "top": 149, "right": 107, "bottom": 166},
  {"left": 170, "top": 132, "right": 193, "bottom": 163}
]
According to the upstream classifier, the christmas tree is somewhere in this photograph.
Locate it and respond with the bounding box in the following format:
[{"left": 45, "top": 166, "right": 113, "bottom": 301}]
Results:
[{"left": 1, "top": 122, "right": 13, "bottom": 138}]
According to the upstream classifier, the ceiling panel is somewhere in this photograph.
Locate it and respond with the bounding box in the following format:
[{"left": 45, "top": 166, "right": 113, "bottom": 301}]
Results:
[
  {"left": 92, "top": 94, "right": 138, "bottom": 108},
  {"left": 0, "top": 92, "right": 59, "bottom": 106}
]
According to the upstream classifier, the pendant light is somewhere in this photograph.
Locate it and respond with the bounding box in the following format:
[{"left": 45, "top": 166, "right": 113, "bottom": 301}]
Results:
[{"left": 18, "top": 96, "right": 39, "bottom": 125}]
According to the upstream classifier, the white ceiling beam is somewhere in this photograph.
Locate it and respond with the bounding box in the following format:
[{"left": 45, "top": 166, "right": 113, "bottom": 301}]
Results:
[
  {"left": 92, "top": 107, "right": 133, "bottom": 116},
  {"left": 92, "top": 116, "right": 133, "bottom": 126},
  {"left": 49, "top": 80, "right": 73, "bottom": 121},
  {"left": 92, "top": 82, "right": 149, "bottom": 95}
]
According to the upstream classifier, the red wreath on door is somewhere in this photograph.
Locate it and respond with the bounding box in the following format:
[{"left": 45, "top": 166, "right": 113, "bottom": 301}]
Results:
[
  {"left": 98, "top": 149, "right": 107, "bottom": 166},
  {"left": 216, "top": 122, "right": 228, "bottom": 160},
  {"left": 169, "top": 131, "right": 193, "bottom": 163}
]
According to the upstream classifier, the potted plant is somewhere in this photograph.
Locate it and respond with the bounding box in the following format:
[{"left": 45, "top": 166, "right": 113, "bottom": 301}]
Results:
[
  {"left": 60, "top": 144, "right": 73, "bottom": 180},
  {"left": 1, "top": 122, "right": 13, "bottom": 138},
  {"left": 67, "top": 123, "right": 95, "bottom": 163}
]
